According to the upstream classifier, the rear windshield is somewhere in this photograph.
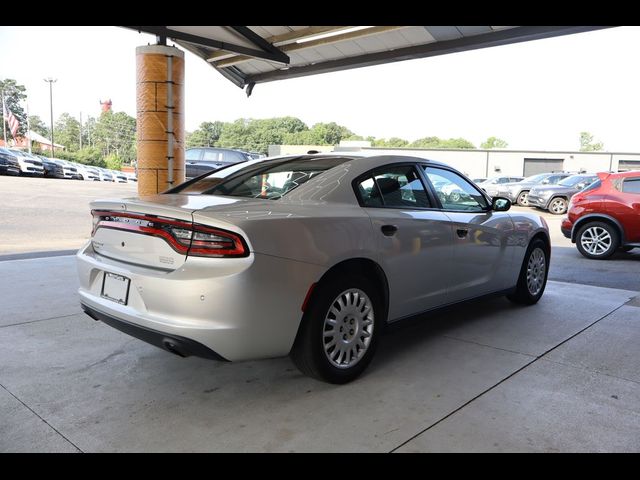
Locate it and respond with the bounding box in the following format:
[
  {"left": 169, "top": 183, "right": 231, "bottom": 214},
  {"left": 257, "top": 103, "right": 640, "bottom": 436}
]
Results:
[{"left": 174, "top": 156, "right": 351, "bottom": 199}]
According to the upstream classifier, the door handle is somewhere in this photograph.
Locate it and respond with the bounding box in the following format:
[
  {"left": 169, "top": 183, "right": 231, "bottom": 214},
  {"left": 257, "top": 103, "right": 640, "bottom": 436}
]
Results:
[
  {"left": 381, "top": 225, "right": 398, "bottom": 236},
  {"left": 456, "top": 228, "right": 469, "bottom": 238}
]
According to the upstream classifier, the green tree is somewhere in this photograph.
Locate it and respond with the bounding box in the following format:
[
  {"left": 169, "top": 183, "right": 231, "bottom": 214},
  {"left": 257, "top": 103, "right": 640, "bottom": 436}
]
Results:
[
  {"left": 480, "top": 136, "right": 508, "bottom": 149},
  {"left": 187, "top": 121, "right": 224, "bottom": 147},
  {"left": 54, "top": 113, "right": 81, "bottom": 152},
  {"left": 104, "top": 153, "right": 123, "bottom": 170},
  {"left": 579, "top": 131, "right": 604, "bottom": 151},
  {"left": 76, "top": 147, "right": 104, "bottom": 167},
  {"left": 29, "top": 115, "right": 49, "bottom": 138},
  {"left": 410, "top": 136, "right": 475, "bottom": 149},
  {"left": 0, "top": 78, "right": 28, "bottom": 138},
  {"left": 93, "top": 111, "right": 136, "bottom": 163}
]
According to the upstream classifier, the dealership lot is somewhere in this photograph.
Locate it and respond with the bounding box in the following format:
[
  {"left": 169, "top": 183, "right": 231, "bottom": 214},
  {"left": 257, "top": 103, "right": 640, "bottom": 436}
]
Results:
[{"left": 1, "top": 176, "right": 639, "bottom": 452}]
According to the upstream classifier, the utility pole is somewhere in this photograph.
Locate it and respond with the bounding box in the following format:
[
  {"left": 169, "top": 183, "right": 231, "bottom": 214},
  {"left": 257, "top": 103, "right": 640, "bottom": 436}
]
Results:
[
  {"left": 44, "top": 78, "right": 57, "bottom": 157},
  {"left": 79, "top": 111, "right": 83, "bottom": 150}
]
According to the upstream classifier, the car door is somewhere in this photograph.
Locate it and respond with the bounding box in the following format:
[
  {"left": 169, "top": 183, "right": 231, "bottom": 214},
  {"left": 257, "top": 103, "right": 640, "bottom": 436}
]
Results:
[
  {"left": 422, "top": 166, "right": 516, "bottom": 302},
  {"left": 356, "top": 164, "right": 454, "bottom": 321},
  {"left": 185, "top": 148, "right": 203, "bottom": 177}
]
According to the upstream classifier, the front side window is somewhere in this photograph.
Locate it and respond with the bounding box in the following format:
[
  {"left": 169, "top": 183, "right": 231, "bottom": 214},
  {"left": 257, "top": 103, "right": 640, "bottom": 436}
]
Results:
[
  {"left": 423, "top": 166, "right": 489, "bottom": 211},
  {"left": 357, "top": 165, "right": 430, "bottom": 208},
  {"left": 622, "top": 177, "right": 640, "bottom": 194}
]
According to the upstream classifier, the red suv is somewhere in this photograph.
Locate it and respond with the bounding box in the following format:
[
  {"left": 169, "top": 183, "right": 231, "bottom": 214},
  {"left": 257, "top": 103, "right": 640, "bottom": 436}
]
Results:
[{"left": 561, "top": 171, "right": 640, "bottom": 259}]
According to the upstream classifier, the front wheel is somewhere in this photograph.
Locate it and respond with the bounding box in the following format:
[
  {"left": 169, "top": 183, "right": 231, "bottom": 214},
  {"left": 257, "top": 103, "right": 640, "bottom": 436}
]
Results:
[
  {"left": 290, "top": 274, "right": 383, "bottom": 384},
  {"left": 516, "top": 191, "right": 530, "bottom": 206},
  {"left": 507, "top": 238, "right": 549, "bottom": 305},
  {"left": 576, "top": 221, "right": 619, "bottom": 259},
  {"left": 548, "top": 197, "right": 567, "bottom": 215}
]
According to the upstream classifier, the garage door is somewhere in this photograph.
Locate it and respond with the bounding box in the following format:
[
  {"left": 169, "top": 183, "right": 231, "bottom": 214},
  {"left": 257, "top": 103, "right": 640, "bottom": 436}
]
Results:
[
  {"left": 618, "top": 160, "right": 640, "bottom": 172},
  {"left": 523, "top": 158, "right": 564, "bottom": 176}
]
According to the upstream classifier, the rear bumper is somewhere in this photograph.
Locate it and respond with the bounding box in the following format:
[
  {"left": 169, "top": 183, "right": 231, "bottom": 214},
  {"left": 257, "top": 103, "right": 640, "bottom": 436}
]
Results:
[
  {"left": 561, "top": 217, "right": 573, "bottom": 239},
  {"left": 526, "top": 194, "right": 550, "bottom": 209},
  {"left": 82, "top": 303, "right": 228, "bottom": 360},
  {"left": 76, "top": 242, "right": 325, "bottom": 361}
]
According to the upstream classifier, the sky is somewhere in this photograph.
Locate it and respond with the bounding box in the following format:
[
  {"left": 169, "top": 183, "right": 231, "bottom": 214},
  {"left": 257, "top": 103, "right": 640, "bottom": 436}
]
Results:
[{"left": 1, "top": 25, "right": 640, "bottom": 152}]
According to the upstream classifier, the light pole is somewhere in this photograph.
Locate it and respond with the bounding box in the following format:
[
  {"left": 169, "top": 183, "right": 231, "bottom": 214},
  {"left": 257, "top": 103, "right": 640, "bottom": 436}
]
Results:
[{"left": 43, "top": 78, "right": 57, "bottom": 156}]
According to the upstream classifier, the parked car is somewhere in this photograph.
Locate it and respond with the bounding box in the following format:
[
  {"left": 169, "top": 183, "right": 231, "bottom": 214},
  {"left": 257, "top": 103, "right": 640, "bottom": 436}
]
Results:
[
  {"left": 495, "top": 172, "right": 573, "bottom": 206},
  {"left": 73, "top": 163, "right": 101, "bottom": 181},
  {"left": 124, "top": 172, "right": 137, "bottom": 183},
  {"left": 112, "top": 171, "right": 128, "bottom": 183},
  {"left": 77, "top": 154, "right": 550, "bottom": 384},
  {"left": 527, "top": 174, "right": 598, "bottom": 215},
  {"left": 472, "top": 177, "right": 487, "bottom": 183},
  {"left": 561, "top": 170, "right": 640, "bottom": 259},
  {"left": 96, "top": 168, "right": 114, "bottom": 182},
  {"left": 39, "top": 156, "right": 65, "bottom": 178},
  {"left": 9, "top": 149, "right": 44, "bottom": 176},
  {"left": 185, "top": 147, "right": 252, "bottom": 178},
  {"left": 478, "top": 176, "right": 525, "bottom": 196},
  {"left": 0, "top": 147, "right": 20, "bottom": 175},
  {"left": 49, "top": 158, "right": 78, "bottom": 179}
]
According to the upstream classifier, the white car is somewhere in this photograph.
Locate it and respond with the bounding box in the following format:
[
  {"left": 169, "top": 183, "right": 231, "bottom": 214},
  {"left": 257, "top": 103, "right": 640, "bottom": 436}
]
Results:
[
  {"left": 73, "top": 163, "right": 100, "bottom": 181},
  {"left": 9, "top": 149, "right": 44, "bottom": 176},
  {"left": 77, "top": 154, "right": 550, "bottom": 383}
]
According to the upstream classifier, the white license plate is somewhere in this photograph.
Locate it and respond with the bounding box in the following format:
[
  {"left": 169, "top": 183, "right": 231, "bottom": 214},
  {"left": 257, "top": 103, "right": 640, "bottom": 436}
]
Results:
[{"left": 101, "top": 272, "right": 131, "bottom": 305}]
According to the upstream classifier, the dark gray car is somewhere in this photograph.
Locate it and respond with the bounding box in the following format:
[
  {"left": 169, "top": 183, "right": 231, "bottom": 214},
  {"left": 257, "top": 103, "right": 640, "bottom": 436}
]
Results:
[
  {"left": 495, "top": 172, "right": 573, "bottom": 206},
  {"left": 527, "top": 174, "right": 598, "bottom": 215},
  {"left": 185, "top": 147, "right": 252, "bottom": 178}
]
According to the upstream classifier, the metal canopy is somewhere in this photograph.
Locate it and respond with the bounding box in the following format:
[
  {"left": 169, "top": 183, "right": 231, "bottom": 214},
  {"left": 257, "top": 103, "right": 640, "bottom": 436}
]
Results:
[{"left": 123, "top": 26, "right": 613, "bottom": 96}]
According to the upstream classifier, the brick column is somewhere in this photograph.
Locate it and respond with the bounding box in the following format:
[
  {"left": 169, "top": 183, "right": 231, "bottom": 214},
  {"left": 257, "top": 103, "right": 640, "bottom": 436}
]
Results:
[{"left": 136, "top": 45, "right": 185, "bottom": 195}]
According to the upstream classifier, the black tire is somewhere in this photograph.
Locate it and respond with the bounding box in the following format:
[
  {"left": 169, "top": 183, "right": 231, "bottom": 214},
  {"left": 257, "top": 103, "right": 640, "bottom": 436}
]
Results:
[
  {"left": 507, "top": 238, "right": 549, "bottom": 305},
  {"left": 548, "top": 197, "right": 568, "bottom": 215},
  {"left": 575, "top": 221, "right": 619, "bottom": 259},
  {"left": 516, "top": 191, "right": 530, "bottom": 206},
  {"left": 290, "top": 273, "right": 383, "bottom": 384}
]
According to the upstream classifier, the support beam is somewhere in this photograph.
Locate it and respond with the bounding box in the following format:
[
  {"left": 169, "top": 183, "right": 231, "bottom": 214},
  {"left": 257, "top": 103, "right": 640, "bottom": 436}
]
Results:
[
  {"left": 124, "top": 26, "right": 289, "bottom": 64},
  {"left": 136, "top": 45, "right": 185, "bottom": 195},
  {"left": 248, "top": 25, "right": 613, "bottom": 84},
  {"left": 229, "top": 26, "right": 288, "bottom": 63}
]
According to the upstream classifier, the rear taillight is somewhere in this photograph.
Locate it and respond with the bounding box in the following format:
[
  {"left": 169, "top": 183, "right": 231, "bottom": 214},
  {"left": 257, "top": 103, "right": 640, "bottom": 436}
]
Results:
[{"left": 91, "top": 210, "right": 248, "bottom": 257}]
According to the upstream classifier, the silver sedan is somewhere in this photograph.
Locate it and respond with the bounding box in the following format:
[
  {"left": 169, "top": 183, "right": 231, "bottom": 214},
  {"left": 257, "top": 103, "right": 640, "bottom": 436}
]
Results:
[{"left": 77, "top": 154, "right": 550, "bottom": 383}]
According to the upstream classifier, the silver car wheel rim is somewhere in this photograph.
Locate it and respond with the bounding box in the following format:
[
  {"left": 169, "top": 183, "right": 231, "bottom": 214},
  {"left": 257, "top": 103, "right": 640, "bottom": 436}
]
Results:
[
  {"left": 550, "top": 199, "right": 566, "bottom": 214},
  {"left": 526, "top": 247, "right": 546, "bottom": 296},
  {"left": 323, "top": 288, "right": 374, "bottom": 369},
  {"left": 519, "top": 192, "right": 529, "bottom": 205},
  {"left": 580, "top": 227, "right": 612, "bottom": 255}
]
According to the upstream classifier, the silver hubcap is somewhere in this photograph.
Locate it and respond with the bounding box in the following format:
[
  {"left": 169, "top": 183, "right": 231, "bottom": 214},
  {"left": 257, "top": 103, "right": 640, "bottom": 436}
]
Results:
[
  {"left": 527, "top": 247, "right": 546, "bottom": 296},
  {"left": 323, "top": 288, "right": 374, "bottom": 369},
  {"left": 580, "top": 227, "right": 612, "bottom": 255},
  {"left": 519, "top": 192, "right": 529, "bottom": 205},
  {"left": 550, "top": 199, "right": 566, "bottom": 214}
]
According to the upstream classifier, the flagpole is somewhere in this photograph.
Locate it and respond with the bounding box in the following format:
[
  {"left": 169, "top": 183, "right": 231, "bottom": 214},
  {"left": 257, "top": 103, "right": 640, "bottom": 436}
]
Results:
[
  {"left": 1, "top": 90, "right": 7, "bottom": 147},
  {"left": 26, "top": 102, "right": 32, "bottom": 153}
]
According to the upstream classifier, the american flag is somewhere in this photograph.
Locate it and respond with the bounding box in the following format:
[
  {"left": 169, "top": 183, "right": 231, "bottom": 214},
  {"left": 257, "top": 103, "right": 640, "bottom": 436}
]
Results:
[{"left": 3, "top": 102, "right": 20, "bottom": 139}]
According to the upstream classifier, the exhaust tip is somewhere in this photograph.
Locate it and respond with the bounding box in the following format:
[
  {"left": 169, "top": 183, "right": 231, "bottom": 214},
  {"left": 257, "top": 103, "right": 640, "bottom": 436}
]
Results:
[{"left": 162, "top": 339, "right": 188, "bottom": 357}]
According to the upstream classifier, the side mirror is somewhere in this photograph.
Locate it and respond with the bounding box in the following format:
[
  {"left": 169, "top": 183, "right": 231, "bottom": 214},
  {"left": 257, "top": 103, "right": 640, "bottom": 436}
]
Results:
[{"left": 492, "top": 196, "right": 511, "bottom": 212}]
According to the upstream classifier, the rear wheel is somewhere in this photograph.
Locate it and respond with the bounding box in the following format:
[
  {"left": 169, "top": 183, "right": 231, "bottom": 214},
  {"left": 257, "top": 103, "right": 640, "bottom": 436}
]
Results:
[
  {"left": 507, "top": 238, "right": 549, "bottom": 305},
  {"left": 548, "top": 197, "right": 568, "bottom": 215},
  {"left": 290, "top": 274, "right": 383, "bottom": 384},
  {"left": 576, "top": 221, "right": 619, "bottom": 259},
  {"left": 516, "top": 191, "right": 530, "bottom": 206}
]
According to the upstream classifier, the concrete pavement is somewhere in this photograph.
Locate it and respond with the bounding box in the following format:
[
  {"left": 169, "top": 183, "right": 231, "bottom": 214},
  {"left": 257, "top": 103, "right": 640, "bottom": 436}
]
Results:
[{"left": 1, "top": 255, "right": 638, "bottom": 452}]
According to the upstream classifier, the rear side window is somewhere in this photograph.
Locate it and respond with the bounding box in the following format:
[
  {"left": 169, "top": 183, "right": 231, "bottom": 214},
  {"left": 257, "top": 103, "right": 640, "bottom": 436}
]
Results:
[
  {"left": 622, "top": 178, "right": 640, "bottom": 194},
  {"left": 186, "top": 149, "right": 201, "bottom": 161},
  {"left": 357, "top": 165, "right": 430, "bottom": 208}
]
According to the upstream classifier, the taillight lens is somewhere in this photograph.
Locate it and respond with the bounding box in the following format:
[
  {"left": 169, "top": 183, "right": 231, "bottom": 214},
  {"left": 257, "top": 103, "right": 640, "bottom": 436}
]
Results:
[{"left": 91, "top": 210, "right": 248, "bottom": 257}]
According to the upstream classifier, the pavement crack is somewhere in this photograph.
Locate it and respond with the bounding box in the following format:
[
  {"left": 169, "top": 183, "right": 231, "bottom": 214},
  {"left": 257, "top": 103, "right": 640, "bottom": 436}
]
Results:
[
  {"left": 0, "top": 312, "right": 82, "bottom": 329},
  {"left": 441, "top": 335, "right": 536, "bottom": 358},
  {"left": 0, "top": 382, "right": 84, "bottom": 453},
  {"left": 389, "top": 301, "right": 629, "bottom": 453}
]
